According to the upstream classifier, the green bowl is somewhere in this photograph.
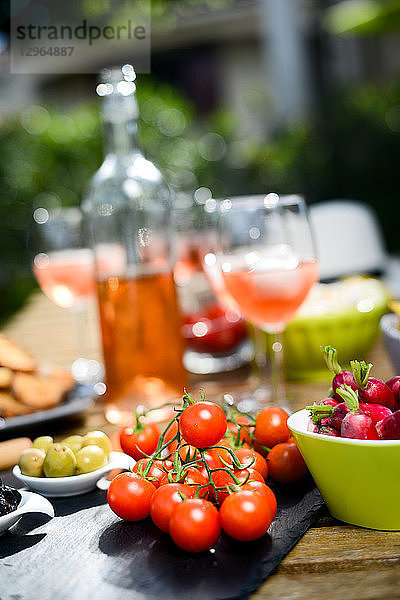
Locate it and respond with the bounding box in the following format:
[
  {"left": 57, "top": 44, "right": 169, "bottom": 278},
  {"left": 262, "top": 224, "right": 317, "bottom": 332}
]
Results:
[
  {"left": 281, "top": 301, "right": 387, "bottom": 382},
  {"left": 288, "top": 409, "right": 400, "bottom": 530}
]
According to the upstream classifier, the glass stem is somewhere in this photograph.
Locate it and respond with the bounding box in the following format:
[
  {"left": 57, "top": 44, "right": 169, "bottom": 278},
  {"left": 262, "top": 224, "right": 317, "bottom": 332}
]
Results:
[
  {"left": 70, "top": 305, "right": 89, "bottom": 359},
  {"left": 268, "top": 330, "right": 286, "bottom": 407},
  {"left": 253, "top": 327, "right": 268, "bottom": 386}
]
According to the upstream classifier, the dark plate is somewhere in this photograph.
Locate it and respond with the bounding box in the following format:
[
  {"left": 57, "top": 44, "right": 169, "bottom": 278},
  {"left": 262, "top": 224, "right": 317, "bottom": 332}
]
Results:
[
  {"left": 0, "top": 471, "right": 324, "bottom": 600},
  {"left": 0, "top": 384, "right": 95, "bottom": 436}
]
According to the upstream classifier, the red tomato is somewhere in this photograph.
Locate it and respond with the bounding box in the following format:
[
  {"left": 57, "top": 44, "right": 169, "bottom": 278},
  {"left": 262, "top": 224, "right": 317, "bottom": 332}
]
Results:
[
  {"left": 163, "top": 420, "right": 179, "bottom": 453},
  {"left": 107, "top": 472, "right": 155, "bottom": 521},
  {"left": 211, "top": 467, "right": 264, "bottom": 504},
  {"left": 198, "top": 451, "right": 222, "bottom": 480},
  {"left": 254, "top": 407, "right": 290, "bottom": 448},
  {"left": 177, "top": 442, "right": 199, "bottom": 463},
  {"left": 150, "top": 483, "right": 194, "bottom": 532},
  {"left": 226, "top": 415, "right": 253, "bottom": 445},
  {"left": 132, "top": 459, "right": 172, "bottom": 488},
  {"left": 207, "top": 439, "right": 234, "bottom": 466},
  {"left": 159, "top": 466, "right": 209, "bottom": 498},
  {"left": 267, "top": 442, "right": 307, "bottom": 484},
  {"left": 169, "top": 498, "right": 221, "bottom": 552},
  {"left": 220, "top": 490, "right": 274, "bottom": 541},
  {"left": 234, "top": 448, "right": 268, "bottom": 480},
  {"left": 180, "top": 401, "right": 227, "bottom": 448},
  {"left": 119, "top": 422, "right": 160, "bottom": 460},
  {"left": 240, "top": 481, "right": 277, "bottom": 519}
]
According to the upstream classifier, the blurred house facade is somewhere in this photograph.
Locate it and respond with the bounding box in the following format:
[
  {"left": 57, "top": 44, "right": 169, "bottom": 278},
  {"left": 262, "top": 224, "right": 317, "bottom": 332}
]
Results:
[{"left": 1, "top": 0, "right": 400, "bottom": 136}]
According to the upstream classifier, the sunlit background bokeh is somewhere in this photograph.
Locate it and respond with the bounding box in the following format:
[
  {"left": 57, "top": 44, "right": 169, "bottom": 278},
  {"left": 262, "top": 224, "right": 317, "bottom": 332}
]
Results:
[{"left": 1, "top": 0, "right": 400, "bottom": 324}]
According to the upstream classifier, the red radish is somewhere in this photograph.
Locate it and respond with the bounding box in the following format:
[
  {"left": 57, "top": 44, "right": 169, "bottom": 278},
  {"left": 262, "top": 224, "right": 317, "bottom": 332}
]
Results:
[
  {"left": 306, "top": 400, "right": 347, "bottom": 431},
  {"left": 358, "top": 403, "right": 392, "bottom": 425},
  {"left": 386, "top": 376, "right": 400, "bottom": 410},
  {"left": 337, "top": 385, "right": 379, "bottom": 440},
  {"left": 317, "top": 398, "right": 338, "bottom": 408},
  {"left": 318, "top": 425, "right": 340, "bottom": 437},
  {"left": 329, "top": 403, "right": 350, "bottom": 431},
  {"left": 322, "top": 346, "right": 357, "bottom": 400},
  {"left": 376, "top": 410, "right": 400, "bottom": 440},
  {"left": 351, "top": 360, "right": 396, "bottom": 411}
]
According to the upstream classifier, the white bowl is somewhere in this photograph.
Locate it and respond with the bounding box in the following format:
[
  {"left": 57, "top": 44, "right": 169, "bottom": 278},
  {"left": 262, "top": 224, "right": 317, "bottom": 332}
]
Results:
[
  {"left": 12, "top": 451, "right": 134, "bottom": 497},
  {"left": 0, "top": 490, "right": 54, "bottom": 534}
]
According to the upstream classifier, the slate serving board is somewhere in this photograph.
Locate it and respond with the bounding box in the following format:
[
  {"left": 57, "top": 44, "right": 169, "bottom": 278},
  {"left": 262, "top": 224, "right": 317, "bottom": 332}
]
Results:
[{"left": 0, "top": 472, "right": 324, "bottom": 600}]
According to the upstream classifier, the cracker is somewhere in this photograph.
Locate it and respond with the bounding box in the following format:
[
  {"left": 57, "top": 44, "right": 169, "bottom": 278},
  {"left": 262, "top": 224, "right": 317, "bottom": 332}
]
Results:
[
  {"left": 13, "top": 372, "right": 73, "bottom": 410},
  {"left": 0, "top": 367, "right": 13, "bottom": 389},
  {"left": 0, "top": 334, "right": 37, "bottom": 372},
  {"left": 0, "top": 392, "right": 32, "bottom": 418}
]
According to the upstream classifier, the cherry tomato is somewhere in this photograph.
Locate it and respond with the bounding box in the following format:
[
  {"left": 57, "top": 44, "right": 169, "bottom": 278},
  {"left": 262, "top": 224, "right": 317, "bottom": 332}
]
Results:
[
  {"left": 119, "top": 421, "right": 160, "bottom": 460},
  {"left": 107, "top": 472, "right": 155, "bottom": 521},
  {"left": 254, "top": 406, "right": 290, "bottom": 448},
  {"left": 132, "top": 459, "right": 172, "bottom": 488},
  {"left": 150, "top": 483, "right": 194, "bottom": 532},
  {"left": 207, "top": 439, "right": 234, "bottom": 466},
  {"left": 220, "top": 490, "right": 274, "bottom": 541},
  {"left": 176, "top": 442, "right": 199, "bottom": 463},
  {"left": 169, "top": 498, "right": 221, "bottom": 552},
  {"left": 159, "top": 466, "right": 209, "bottom": 498},
  {"left": 180, "top": 401, "right": 227, "bottom": 448},
  {"left": 198, "top": 451, "right": 222, "bottom": 480},
  {"left": 211, "top": 467, "right": 264, "bottom": 504},
  {"left": 226, "top": 415, "right": 253, "bottom": 445},
  {"left": 267, "top": 442, "right": 307, "bottom": 484},
  {"left": 234, "top": 447, "right": 268, "bottom": 480},
  {"left": 240, "top": 481, "right": 277, "bottom": 519},
  {"left": 163, "top": 420, "right": 179, "bottom": 453}
]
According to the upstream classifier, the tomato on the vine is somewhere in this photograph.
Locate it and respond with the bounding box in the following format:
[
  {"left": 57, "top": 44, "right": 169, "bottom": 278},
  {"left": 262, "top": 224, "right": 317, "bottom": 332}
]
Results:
[
  {"left": 159, "top": 466, "right": 209, "bottom": 498},
  {"left": 169, "top": 498, "right": 221, "bottom": 552},
  {"left": 180, "top": 401, "right": 227, "bottom": 448},
  {"left": 220, "top": 490, "right": 274, "bottom": 541},
  {"left": 254, "top": 406, "right": 290, "bottom": 448},
  {"left": 211, "top": 467, "right": 264, "bottom": 504},
  {"left": 234, "top": 447, "right": 268, "bottom": 480},
  {"left": 240, "top": 481, "right": 277, "bottom": 519},
  {"left": 163, "top": 420, "right": 179, "bottom": 453},
  {"left": 267, "top": 442, "right": 307, "bottom": 484},
  {"left": 119, "top": 421, "right": 160, "bottom": 460},
  {"left": 150, "top": 483, "right": 194, "bottom": 532},
  {"left": 107, "top": 472, "right": 155, "bottom": 521},
  {"left": 207, "top": 439, "right": 234, "bottom": 466},
  {"left": 226, "top": 415, "right": 253, "bottom": 445},
  {"left": 132, "top": 459, "right": 172, "bottom": 488}
]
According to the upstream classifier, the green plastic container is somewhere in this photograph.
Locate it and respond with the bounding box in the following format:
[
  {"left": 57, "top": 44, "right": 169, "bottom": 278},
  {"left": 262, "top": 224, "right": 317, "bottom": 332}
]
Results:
[{"left": 281, "top": 301, "right": 387, "bottom": 381}]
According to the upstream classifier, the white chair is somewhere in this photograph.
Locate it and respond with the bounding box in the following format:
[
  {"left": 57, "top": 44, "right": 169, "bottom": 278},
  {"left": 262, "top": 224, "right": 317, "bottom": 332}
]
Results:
[{"left": 309, "top": 200, "right": 388, "bottom": 281}]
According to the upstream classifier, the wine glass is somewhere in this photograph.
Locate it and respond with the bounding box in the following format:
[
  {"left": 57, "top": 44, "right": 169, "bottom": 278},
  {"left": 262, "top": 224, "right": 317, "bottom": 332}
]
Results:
[
  {"left": 205, "top": 193, "right": 318, "bottom": 411},
  {"left": 31, "top": 205, "right": 104, "bottom": 385}
]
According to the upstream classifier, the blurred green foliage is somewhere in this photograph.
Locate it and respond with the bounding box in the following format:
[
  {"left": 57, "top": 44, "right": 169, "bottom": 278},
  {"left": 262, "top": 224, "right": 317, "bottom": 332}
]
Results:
[{"left": 1, "top": 76, "right": 400, "bottom": 323}]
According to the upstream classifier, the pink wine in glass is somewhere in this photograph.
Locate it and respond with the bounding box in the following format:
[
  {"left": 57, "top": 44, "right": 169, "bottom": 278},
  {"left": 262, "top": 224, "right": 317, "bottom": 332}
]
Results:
[
  {"left": 33, "top": 248, "right": 95, "bottom": 309},
  {"left": 222, "top": 259, "right": 318, "bottom": 332}
]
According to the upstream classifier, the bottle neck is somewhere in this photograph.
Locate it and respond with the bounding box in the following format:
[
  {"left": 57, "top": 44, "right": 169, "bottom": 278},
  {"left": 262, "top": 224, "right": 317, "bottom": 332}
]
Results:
[
  {"left": 102, "top": 94, "right": 140, "bottom": 157},
  {"left": 103, "top": 118, "right": 139, "bottom": 157}
]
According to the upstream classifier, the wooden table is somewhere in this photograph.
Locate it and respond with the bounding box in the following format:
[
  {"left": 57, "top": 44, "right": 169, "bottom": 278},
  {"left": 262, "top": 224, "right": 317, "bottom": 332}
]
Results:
[{"left": 3, "top": 292, "right": 400, "bottom": 600}]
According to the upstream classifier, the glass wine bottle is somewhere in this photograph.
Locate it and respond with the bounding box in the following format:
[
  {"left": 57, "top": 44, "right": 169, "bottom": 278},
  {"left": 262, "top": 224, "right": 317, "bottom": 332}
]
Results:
[{"left": 82, "top": 65, "right": 188, "bottom": 425}]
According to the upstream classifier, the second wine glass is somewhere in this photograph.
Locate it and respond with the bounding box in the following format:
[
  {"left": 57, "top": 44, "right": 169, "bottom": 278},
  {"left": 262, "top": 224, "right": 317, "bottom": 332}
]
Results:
[{"left": 207, "top": 193, "right": 318, "bottom": 411}]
